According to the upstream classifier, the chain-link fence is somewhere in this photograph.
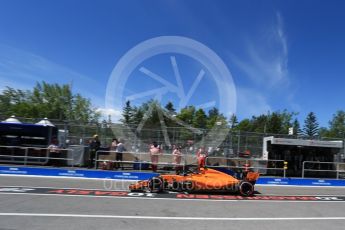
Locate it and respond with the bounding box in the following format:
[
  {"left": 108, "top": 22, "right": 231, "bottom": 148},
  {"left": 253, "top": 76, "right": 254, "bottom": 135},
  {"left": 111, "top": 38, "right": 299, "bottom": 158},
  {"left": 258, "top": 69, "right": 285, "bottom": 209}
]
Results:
[{"left": 1, "top": 114, "right": 343, "bottom": 160}]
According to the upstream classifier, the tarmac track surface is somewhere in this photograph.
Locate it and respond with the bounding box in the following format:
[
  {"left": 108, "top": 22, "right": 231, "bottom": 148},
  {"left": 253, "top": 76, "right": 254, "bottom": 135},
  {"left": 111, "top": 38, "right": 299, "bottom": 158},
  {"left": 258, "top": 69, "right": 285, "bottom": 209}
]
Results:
[{"left": 1, "top": 175, "right": 345, "bottom": 230}]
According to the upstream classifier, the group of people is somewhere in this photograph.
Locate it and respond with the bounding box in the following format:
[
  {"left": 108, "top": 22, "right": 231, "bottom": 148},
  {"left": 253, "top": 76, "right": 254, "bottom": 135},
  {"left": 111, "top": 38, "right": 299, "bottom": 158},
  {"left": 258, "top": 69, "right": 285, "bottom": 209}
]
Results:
[
  {"left": 46, "top": 129, "right": 211, "bottom": 174},
  {"left": 88, "top": 135, "right": 126, "bottom": 169},
  {"left": 149, "top": 142, "right": 185, "bottom": 172},
  {"left": 49, "top": 134, "right": 209, "bottom": 172},
  {"left": 149, "top": 142, "right": 208, "bottom": 172}
]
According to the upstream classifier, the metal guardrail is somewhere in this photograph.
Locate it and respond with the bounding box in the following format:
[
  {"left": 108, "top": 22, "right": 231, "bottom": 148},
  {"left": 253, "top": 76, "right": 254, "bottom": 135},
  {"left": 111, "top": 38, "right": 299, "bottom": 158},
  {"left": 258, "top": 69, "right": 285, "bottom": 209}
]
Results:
[
  {"left": 302, "top": 161, "right": 345, "bottom": 179},
  {"left": 0, "top": 145, "right": 75, "bottom": 167}
]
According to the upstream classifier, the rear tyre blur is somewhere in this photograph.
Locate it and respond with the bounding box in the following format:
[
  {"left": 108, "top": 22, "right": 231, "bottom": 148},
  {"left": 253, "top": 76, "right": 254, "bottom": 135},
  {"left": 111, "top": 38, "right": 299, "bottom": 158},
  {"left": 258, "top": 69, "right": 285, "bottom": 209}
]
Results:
[{"left": 239, "top": 181, "right": 254, "bottom": 196}]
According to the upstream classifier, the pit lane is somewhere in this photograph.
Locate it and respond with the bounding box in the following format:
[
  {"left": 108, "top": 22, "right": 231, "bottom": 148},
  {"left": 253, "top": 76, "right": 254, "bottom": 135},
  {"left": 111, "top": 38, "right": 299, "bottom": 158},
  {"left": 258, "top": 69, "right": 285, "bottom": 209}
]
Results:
[{"left": 1, "top": 175, "right": 345, "bottom": 230}]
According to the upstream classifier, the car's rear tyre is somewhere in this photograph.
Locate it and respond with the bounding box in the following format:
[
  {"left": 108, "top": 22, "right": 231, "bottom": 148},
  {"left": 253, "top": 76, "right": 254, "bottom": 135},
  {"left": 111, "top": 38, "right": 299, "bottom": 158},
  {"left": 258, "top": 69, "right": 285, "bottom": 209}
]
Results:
[
  {"left": 239, "top": 181, "right": 254, "bottom": 196},
  {"left": 148, "top": 177, "right": 164, "bottom": 193}
]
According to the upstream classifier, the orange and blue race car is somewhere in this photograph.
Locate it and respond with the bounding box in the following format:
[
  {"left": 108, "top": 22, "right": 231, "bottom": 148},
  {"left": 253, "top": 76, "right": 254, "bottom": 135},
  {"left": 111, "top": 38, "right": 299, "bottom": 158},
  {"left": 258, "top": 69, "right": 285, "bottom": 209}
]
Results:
[{"left": 129, "top": 167, "right": 260, "bottom": 196}]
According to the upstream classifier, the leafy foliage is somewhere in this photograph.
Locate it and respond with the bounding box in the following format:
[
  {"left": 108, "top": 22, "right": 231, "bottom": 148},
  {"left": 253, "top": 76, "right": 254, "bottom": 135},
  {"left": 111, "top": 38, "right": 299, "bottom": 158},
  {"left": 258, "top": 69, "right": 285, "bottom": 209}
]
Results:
[
  {"left": 119, "top": 100, "right": 306, "bottom": 136},
  {"left": 326, "top": 110, "right": 345, "bottom": 138},
  {"left": 193, "top": 108, "right": 207, "bottom": 129},
  {"left": 292, "top": 118, "right": 301, "bottom": 136},
  {"left": 303, "top": 112, "right": 319, "bottom": 138},
  {"left": 229, "top": 114, "right": 238, "bottom": 130},
  {"left": 0, "top": 82, "right": 100, "bottom": 122},
  {"left": 165, "top": 101, "right": 175, "bottom": 113},
  {"left": 235, "top": 110, "right": 297, "bottom": 134},
  {"left": 121, "top": 100, "right": 135, "bottom": 125}
]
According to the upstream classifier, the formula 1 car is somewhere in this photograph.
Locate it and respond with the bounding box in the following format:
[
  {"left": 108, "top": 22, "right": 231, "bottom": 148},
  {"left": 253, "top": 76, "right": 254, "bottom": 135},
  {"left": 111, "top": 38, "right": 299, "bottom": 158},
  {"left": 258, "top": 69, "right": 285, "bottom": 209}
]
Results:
[{"left": 129, "top": 167, "right": 260, "bottom": 196}]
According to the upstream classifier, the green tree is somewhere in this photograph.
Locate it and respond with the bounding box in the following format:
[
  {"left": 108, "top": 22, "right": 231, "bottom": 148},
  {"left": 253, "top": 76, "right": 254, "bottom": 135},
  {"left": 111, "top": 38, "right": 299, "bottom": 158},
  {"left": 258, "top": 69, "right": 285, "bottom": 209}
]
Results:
[
  {"left": 250, "top": 110, "right": 296, "bottom": 134},
  {"left": 127, "top": 100, "right": 165, "bottom": 130},
  {"left": 165, "top": 101, "right": 175, "bottom": 113},
  {"left": 121, "top": 100, "right": 134, "bottom": 125},
  {"left": 237, "top": 119, "right": 252, "bottom": 132},
  {"left": 251, "top": 114, "right": 268, "bottom": 133},
  {"left": 206, "top": 107, "right": 219, "bottom": 129},
  {"left": 141, "top": 100, "right": 161, "bottom": 127},
  {"left": 292, "top": 118, "right": 301, "bottom": 136},
  {"left": 204, "top": 107, "right": 227, "bottom": 129},
  {"left": 328, "top": 110, "right": 345, "bottom": 138},
  {"left": 0, "top": 82, "right": 99, "bottom": 122},
  {"left": 193, "top": 108, "right": 207, "bottom": 129},
  {"left": 176, "top": 106, "right": 196, "bottom": 125},
  {"left": 71, "top": 93, "right": 98, "bottom": 122},
  {"left": 0, "top": 87, "right": 31, "bottom": 117},
  {"left": 319, "top": 127, "right": 330, "bottom": 138},
  {"left": 229, "top": 114, "right": 238, "bottom": 130},
  {"left": 303, "top": 112, "right": 319, "bottom": 138},
  {"left": 267, "top": 112, "right": 283, "bottom": 134},
  {"left": 131, "top": 106, "right": 144, "bottom": 126}
]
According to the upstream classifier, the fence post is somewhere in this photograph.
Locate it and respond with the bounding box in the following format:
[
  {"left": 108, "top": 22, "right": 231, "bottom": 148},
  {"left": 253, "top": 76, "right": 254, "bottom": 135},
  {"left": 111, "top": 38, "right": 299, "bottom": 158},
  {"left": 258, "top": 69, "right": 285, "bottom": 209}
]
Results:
[
  {"left": 183, "top": 151, "right": 186, "bottom": 173},
  {"left": 71, "top": 149, "right": 74, "bottom": 168},
  {"left": 45, "top": 148, "right": 49, "bottom": 165},
  {"left": 302, "top": 161, "right": 305, "bottom": 178},
  {"left": 139, "top": 152, "right": 142, "bottom": 172},
  {"left": 283, "top": 161, "right": 288, "bottom": 178},
  {"left": 94, "top": 151, "right": 99, "bottom": 169},
  {"left": 24, "top": 148, "right": 28, "bottom": 166},
  {"left": 237, "top": 131, "right": 241, "bottom": 155}
]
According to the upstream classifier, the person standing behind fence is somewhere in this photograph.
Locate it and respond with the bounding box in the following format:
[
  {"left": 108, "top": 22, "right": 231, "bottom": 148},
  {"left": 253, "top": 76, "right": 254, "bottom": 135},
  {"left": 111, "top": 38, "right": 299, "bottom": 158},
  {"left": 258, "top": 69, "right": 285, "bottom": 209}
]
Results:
[
  {"left": 196, "top": 147, "right": 208, "bottom": 169},
  {"left": 172, "top": 146, "right": 183, "bottom": 173},
  {"left": 115, "top": 139, "right": 126, "bottom": 170},
  {"left": 111, "top": 138, "right": 118, "bottom": 151},
  {"left": 88, "top": 134, "right": 100, "bottom": 168},
  {"left": 48, "top": 138, "right": 61, "bottom": 167},
  {"left": 108, "top": 138, "right": 118, "bottom": 169},
  {"left": 150, "top": 142, "right": 161, "bottom": 172}
]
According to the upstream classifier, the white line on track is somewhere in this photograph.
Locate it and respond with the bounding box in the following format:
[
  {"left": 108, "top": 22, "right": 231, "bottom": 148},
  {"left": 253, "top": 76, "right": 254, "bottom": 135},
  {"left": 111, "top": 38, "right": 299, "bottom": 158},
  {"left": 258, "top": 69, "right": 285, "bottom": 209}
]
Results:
[
  {"left": 0, "top": 174, "right": 137, "bottom": 182},
  {"left": 1, "top": 192, "right": 345, "bottom": 203},
  {"left": 0, "top": 185, "right": 129, "bottom": 191},
  {"left": 0, "top": 213, "right": 345, "bottom": 221}
]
